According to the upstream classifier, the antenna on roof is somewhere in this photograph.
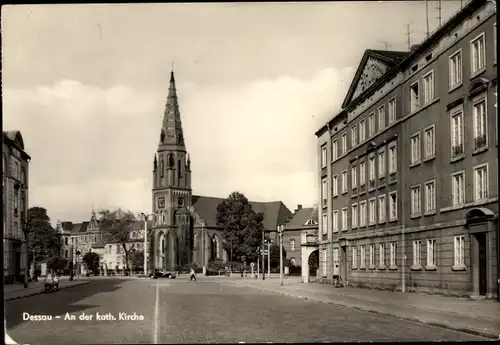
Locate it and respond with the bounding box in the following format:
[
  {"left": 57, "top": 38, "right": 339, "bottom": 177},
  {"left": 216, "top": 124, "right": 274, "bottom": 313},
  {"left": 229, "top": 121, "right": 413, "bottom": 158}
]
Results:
[
  {"left": 378, "top": 40, "right": 390, "bottom": 50},
  {"left": 406, "top": 24, "right": 413, "bottom": 51},
  {"left": 425, "top": 0, "right": 430, "bottom": 38},
  {"left": 436, "top": 0, "right": 442, "bottom": 28}
]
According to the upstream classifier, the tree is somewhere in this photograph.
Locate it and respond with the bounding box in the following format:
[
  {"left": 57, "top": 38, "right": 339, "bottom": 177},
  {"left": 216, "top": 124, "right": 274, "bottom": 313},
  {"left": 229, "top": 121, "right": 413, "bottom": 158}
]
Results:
[
  {"left": 47, "top": 257, "right": 68, "bottom": 272},
  {"left": 82, "top": 252, "right": 100, "bottom": 275},
  {"left": 130, "top": 249, "right": 144, "bottom": 271},
  {"left": 216, "top": 192, "right": 264, "bottom": 265},
  {"left": 27, "top": 207, "right": 61, "bottom": 263},
  {"left": 270, "top": 243, "right": 287, "bottom": 269},
  {"left": 97, "top": 208, "right": 137, "bottom": 273}
]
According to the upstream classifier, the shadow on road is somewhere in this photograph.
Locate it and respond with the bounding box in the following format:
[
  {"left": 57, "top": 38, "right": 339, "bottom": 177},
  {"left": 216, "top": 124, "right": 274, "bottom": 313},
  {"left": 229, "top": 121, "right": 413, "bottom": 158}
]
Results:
[{"left": 5, "top": 279, "right": 125, "bottom": 329}]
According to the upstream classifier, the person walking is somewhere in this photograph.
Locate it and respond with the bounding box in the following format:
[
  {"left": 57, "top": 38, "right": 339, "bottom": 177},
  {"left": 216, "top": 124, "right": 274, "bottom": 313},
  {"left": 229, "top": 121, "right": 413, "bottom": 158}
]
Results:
[{"left": 189, "top": 268, "right": 197, "bottom": 281}]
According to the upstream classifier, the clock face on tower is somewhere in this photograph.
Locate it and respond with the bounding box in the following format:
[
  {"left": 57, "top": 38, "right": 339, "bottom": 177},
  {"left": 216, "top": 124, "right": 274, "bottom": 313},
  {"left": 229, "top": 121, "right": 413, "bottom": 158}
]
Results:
[{"left": 158, "top": 197, "right": 165, "bottom": 209}]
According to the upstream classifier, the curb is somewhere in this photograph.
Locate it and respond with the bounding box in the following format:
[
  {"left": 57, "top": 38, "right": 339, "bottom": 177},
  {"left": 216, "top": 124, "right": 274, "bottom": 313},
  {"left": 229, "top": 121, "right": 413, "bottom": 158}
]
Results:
[
  {"left": 5, "top": 281, "right": 91, "bottom": 302},
  {"left": 234, "top": 283, "right": 499, "bottom": 340}
]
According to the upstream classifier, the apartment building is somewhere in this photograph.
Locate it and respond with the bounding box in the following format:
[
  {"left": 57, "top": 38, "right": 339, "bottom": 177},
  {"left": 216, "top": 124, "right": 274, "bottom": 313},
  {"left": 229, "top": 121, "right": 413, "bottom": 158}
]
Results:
[
  {"left": 3, "top": 131, "right": 31, "bottom": 284},
  {"left": 315, "top": 0, "right": 498, "bottom": 298}
]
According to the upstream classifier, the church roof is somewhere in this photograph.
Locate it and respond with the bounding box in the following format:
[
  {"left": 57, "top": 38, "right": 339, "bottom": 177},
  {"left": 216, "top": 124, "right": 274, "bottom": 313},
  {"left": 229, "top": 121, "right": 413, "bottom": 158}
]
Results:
[
  {"left": 284, "top": 207, "right": 319, "bottom": 230},
  {"left": 191, "top": 195, "right": 292, "bottom": 231}
]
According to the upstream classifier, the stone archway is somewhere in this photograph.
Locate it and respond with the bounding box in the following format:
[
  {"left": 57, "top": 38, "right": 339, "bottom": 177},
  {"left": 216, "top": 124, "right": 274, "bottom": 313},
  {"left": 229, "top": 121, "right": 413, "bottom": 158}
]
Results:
[{"left": 301, "top": 246, "right": 319, "bottom": 283}]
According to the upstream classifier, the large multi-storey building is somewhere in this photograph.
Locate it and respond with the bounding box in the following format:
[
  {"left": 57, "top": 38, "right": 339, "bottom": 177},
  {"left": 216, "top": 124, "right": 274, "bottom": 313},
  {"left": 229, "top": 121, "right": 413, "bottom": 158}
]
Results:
[
  {"left": 3, "top": 131, "right": 30, "bottom": 284},
  {"left": 315, "top": 0, "right": 497, "bottom": 299}
]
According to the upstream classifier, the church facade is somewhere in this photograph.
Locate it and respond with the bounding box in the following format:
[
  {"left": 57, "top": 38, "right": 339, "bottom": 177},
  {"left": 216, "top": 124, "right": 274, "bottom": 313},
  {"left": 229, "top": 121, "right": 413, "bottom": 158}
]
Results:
[{"left": 150, "top": 71, "right": 293, "bottom": 271}]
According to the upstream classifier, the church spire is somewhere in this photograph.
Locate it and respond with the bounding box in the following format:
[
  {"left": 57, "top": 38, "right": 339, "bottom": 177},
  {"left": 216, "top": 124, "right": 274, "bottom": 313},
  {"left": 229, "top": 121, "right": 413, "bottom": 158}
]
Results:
[{"left": 158, "top": 70, "right": 185, "bottom": 151}]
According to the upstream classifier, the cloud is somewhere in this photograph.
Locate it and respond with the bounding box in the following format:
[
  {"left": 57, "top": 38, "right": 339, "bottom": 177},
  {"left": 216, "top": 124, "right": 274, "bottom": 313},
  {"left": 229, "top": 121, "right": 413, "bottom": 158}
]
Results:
[{"left": 3, "top": 67, "right": 353, "bottom": 222}]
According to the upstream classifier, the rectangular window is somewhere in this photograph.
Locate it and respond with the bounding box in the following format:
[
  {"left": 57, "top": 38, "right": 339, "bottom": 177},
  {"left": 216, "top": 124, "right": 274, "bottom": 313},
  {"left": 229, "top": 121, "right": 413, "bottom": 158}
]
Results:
[
  {"left": 390, "top": 242, "right": 397, "bottom": 267},
  {"left": 351, "top": 125, "right": 357, "bottom": 147},
  {"left": 454, "top": 235, "right": 465, "bottom": 267},
  {"left": 471, "top": 33, "right": 486, "bottom": 74},
  {"left": 410, "top": 81, "right": 419, "bottom": 112},
  {"left": 332, "top": 140, "right": 338, "bottom": 160},
  {"left": 412, "top": 240, "right": 422, "bottom": 266},
  {"left": 411, "top": 185, "right": 421, "bottom": 215},
  {"left": 341, "top": 207, "right": 348, "bottom": 231},
  {"left": 379, "top": 243, "right": 385, "bottom": 267},
  {"left": 368, "top": 156, "right": 376, "bottom": 185},
  {"left": 423, "top": 125, "right": 435, "bottom": 159},
  {"left": 424, "top": 180, "right": 436, "bottom": 213},
  {"left": 427, "top": 239, "right": 436, "bottom": 267},
  {"left": 378, "top": 195, "right": 386, "bottom": 223},
  {"left": 449, "top": 50, "right": 462, "bottom": 88},
  {"left": 360, "top": 246, "right": 366, "bottom": 268},
  {"left": 322, "top": 179, "right": 328, "bottom": 206},
  {"left": 450, "top": 107, "right": 464, "bottom": 157},
  {"left": 341, "top": 170, "right": 348, "bottom": 193},
  {"left": 359, "top": 120, "right": 366, "bottom": 142},
  {"left": 322, "top": 213, "right": 328, "bottom": 234},
  {"left": 378, "top": 105, "right": 385, "bottom": 130},
  {"left": 368, "top": 112, "right": 375, "bottom": 136},
  {"left": 473, "top": 97, "right": 487, "bottom": 150},
  {"left": 290, "top": 239, "right": 296, "bottom": 251},
  {"left": 359, "top": 161, "right": 366, "bottom": 185},
  {"left": 359, "top": 201, "right": 367, "bottom": 227},
  {"left": 368, "top": 198, "right": 376, "bottom": 225},
  {"left": 389, "top": 143, "right": 397, "bottom": 173},
  {"left": 332, "top": 175, "right": 338, "bottom": 197},
  {"left": 369, "top": 245, "right": 375, "bottom": 267},
  {"left": 388, "top": 98, "right": 396, "bottom": 124},
  {"left": 321, "top": 145, "right": 327, "bottom": 168},
  {"left": 351, "top": 204, "right": 358, "bottom": 228},
  {"left": 378, "top": 149, "right": 385, "bottom": 177},
  {"left": 422, "top": 71, "right": 434, "bottom": 104},
  {"left": 332, "top": 210, "right": 338, "bottom": 233},
  {"left": 341, "top": 133, "right": 347, "bottom": 155},
  {"left": 474, "top": 164, "right": 488, "bottom": 201},
  {"left": 351, "top": 165, "right": 357, "bottom": 189},
  {"left": 452, "top": 171, "right": 465, "bottom": 206},
  {"left": 410, "top": 133, "right": 421, "bottom": 164},
  {"left": 352, "top": 247, "right": 358, "bottom": 269},
  {"left": 389, "top": 192, "right": 398, "bottom": 221}
]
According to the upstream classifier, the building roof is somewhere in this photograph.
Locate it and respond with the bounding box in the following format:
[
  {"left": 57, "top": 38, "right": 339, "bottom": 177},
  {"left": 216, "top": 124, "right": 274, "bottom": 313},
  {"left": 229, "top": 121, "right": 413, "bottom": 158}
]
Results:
[
  {"left": 3, "top": 130, "right": 30, "bottom": 159},
  {"left": 316, "top": 0, "right": 487, "bottom": 137},
  {"left": 191, "top": 195, "right": 292, "bottom": 231},
  {"left": 284, "top": 207, "right": 319, "bottom": 230}
]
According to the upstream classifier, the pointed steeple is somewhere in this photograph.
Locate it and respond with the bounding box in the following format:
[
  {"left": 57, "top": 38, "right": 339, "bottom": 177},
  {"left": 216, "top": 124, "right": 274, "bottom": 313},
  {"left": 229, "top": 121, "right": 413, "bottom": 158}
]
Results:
[{"left": 158, "top": 70, "right": 185, "bottom": 150}]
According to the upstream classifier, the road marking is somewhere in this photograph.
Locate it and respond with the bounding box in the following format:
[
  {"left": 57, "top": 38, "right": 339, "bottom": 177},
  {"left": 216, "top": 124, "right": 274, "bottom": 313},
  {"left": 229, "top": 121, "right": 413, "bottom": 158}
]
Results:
[{"left": 153, "top": 283, "right": 160, "bottom": 344}]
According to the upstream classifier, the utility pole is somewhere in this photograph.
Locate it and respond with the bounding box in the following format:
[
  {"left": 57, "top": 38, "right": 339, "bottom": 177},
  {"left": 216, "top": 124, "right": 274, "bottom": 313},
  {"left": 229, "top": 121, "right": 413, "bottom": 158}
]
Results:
[
  {"left": 436, "top": 0, "right": 442, "bottom": 28},
  {"left": 425, "top": 1, "right": 430, "bottom": 38},
  {"left": 261, "top": 230, "right": 265, "bottom": 280},
  {"left": 267, "top": 241, "right": 271, "bottom": 280}
]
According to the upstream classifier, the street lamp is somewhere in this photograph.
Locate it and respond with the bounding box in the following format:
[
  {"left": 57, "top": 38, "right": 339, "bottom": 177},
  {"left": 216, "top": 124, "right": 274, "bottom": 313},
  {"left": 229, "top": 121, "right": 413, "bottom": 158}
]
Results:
[
  {"left": 140, "top": 213, "right": 153, "bottom": 276},
  {"left": 277, "top": 224, "right": 285, "bottom": 287}
]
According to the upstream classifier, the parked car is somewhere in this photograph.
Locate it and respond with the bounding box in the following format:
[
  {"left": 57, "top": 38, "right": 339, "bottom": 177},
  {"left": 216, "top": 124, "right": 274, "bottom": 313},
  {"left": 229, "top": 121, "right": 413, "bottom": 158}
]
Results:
[{"left": 149, "top": 269, "right": 177, "bottom": 279}]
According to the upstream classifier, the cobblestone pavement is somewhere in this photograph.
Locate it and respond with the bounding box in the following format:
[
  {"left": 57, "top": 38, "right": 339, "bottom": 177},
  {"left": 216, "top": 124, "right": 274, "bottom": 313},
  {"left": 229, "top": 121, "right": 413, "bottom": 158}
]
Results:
[{"left": 5, "top": 278, "right": 488, "bottom": 344}]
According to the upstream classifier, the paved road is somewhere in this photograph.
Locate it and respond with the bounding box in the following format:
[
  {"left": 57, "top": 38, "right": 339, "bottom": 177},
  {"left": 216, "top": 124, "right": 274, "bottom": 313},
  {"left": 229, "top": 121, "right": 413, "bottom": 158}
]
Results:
[{"left": 5, "top": 277, "right": 487, "bottom": 344}]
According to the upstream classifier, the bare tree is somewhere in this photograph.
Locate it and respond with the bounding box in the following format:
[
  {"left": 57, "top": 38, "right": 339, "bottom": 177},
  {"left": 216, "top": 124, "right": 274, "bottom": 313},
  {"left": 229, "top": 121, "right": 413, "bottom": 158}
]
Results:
[{"left": 98, "top": 208, "right": 137, "bottom": 274}]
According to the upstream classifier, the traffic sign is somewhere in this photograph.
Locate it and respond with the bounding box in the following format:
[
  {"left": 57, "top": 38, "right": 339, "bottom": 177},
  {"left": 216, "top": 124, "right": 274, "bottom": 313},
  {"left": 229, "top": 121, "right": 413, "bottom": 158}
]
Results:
[{"left": 250, "top": 262, "right": 255, "bottom": 267}]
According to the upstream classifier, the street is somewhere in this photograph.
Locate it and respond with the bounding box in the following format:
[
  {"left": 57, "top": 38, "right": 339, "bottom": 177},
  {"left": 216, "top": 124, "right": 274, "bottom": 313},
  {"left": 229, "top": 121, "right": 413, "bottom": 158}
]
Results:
[{"left": 5, "top": 278, "right": 488, "bottom": 344}]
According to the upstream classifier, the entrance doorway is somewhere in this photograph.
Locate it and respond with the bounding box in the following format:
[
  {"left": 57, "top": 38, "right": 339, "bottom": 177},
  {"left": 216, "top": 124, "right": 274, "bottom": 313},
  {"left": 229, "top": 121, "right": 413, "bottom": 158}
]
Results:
[
  {"left": 476, "top": 233, "right": 487, "bottom": 296},
  {"left": 340, "top": 246, "right": 347, "bottom": 282},
  {"left": 308, "top": 250, "right": 319, "bottom": 282}
]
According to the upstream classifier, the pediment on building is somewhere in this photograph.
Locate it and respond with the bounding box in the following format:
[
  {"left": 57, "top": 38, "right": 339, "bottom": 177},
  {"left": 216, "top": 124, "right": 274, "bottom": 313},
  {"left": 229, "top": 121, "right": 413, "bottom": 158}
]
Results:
[{"left": 342, "top": 50, "right": 409, "bottom": 108}]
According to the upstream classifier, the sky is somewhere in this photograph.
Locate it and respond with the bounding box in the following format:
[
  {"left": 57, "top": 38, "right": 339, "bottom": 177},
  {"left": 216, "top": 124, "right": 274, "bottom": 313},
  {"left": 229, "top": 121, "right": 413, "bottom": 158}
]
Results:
[{"left": 2, "top": 1, "right": 464, "bottom": 223}]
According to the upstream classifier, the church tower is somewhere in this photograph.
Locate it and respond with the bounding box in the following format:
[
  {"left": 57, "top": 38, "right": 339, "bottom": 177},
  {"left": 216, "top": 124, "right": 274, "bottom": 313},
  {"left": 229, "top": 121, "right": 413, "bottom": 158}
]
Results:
[{"left": 152, "top": 71, "right": 193, "bottom": 270}]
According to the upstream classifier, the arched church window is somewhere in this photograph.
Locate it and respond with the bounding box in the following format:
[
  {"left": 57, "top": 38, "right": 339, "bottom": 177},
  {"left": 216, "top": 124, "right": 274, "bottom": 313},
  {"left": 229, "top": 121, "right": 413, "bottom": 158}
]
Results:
[
  {"left": 160, "top": 130, "right": 166, "bottom": 143},
  {"left": 178, "top": 159, "right": 182, "bottom": 179},
  {"left": 161, "top": 237, "right": 165, "bottom": 254},
  {"left": 160, "top": 159, "right": 165, "bottom": 178},
  {"left": 168, "top": 153, "right": 174, "bottom": 168}
]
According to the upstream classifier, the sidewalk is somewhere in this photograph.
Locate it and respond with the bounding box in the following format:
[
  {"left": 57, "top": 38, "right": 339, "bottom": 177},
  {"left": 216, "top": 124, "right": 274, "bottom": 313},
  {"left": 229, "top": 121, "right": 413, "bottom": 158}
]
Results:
[
  {"left": 4, "top": 276, "right": 91, "bottom": 301},
  {"left": 229, "top": 277, "right": 500, "bottom": 340}
]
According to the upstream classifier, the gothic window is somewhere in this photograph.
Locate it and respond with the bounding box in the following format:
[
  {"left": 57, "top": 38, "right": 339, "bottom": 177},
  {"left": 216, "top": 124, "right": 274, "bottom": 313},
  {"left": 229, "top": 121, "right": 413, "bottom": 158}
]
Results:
[
  {"left": 177, "top": 134, "right": 183, "bottom": 145},
  {"left": 178, "top": 159, "right": 182, "bottom": 179},
  {"left": 161, "top": 236, "right": 165, "bottom": 254},
  {"left": 160, "top": 130, "right": 166, "bottom": 143},
  {"left": 178, "top": 198, "right": 184, "bottom": 207},
  {"left": 160, "top": 159, "right": 165, "bottom": 178},
  {"left": 210, "top": 235, "right": 219, "bottom": 261},
  {"left": 168, "top": 153, "right": 174, "bottom": 167}
]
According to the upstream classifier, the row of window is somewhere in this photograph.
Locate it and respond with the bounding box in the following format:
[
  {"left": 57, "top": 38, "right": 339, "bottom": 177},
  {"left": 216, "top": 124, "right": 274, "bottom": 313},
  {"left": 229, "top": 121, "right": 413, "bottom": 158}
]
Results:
[
  {"left": 320, "top": 27, "right": 495, "bottom": 169},
  {"left": 350, "top": 235, "right": 465, "bottom": 270}
]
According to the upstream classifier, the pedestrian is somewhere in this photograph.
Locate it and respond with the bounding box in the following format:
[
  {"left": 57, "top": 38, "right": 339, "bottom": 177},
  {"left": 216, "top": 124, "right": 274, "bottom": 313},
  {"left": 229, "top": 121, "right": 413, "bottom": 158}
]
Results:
[{"left": 189, "top": 268, "right": 197, "bottom": 281}]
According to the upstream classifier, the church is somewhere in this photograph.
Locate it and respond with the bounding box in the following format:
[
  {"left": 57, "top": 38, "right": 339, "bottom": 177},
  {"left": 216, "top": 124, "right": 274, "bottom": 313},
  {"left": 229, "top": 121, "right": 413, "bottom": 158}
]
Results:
[{"left": 150, "top": 71, "right": 293, "bottom": 271}]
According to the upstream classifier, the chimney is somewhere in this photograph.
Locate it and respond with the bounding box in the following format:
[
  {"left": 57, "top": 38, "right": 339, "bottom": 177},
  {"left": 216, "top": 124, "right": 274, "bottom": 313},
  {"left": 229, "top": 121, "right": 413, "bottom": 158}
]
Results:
[{"left": 294, "top": 204, "right": 303, "bottom": 214}]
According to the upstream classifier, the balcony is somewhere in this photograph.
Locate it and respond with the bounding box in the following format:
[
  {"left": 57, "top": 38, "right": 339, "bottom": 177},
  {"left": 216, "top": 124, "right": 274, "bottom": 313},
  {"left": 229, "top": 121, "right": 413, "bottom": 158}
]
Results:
[
  {"left": 474, "top": 134, "right": 486, "bottom": 150},
  {"left": 452, "top": 144, "right": 464, "bottom": 158},
  {"left": 369, "top": 179, "right": 376, "bottom": 189}
]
